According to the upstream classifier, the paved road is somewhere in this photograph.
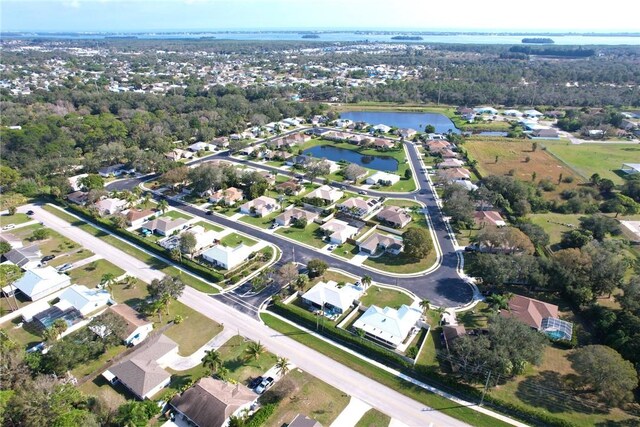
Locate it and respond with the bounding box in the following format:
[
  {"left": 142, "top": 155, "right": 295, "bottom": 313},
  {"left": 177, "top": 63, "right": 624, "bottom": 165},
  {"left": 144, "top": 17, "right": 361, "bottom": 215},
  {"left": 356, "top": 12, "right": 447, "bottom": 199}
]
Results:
[{"left": 180, "top": 287, "right": 470, "bottom": 427}]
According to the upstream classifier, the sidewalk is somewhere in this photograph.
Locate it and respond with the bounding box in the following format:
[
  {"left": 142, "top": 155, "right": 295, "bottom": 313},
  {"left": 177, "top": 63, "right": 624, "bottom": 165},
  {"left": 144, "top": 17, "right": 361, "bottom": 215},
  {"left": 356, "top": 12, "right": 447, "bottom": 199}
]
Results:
[
  {"left": 163, "top": 328, "right": 236, "bottom": 371},
  {"left": 330, "top": 397, "right": 371, "bottom": 427}
]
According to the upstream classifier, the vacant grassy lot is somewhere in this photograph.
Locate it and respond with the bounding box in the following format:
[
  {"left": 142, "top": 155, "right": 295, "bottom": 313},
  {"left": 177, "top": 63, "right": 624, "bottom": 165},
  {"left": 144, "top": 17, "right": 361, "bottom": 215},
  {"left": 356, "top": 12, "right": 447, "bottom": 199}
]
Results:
[
  {"left": 160, "top": 209, "right": 193, "bottom": 221},
  {"left": 194, "top": 221, "right": 223, "bottom": 232},
  {"left": 217, "top": 335, "right": 277, "bottom": 385},
  {"left": 359, "top": 285, "right": 414, "bottom": 309},
  {"left": 355, "top": 409, "right": 391, "bottom": 427},
  {"left": 48, "top": 248, "right": 94, "bottom": 268},
  {"left": 0, "top": 212, "right": 32, "bottom": 226},
  {"left": 220, "top": 232, "right": 258, "bottom": 247},
  {"left": 364, "top": 247, "right": 437, "bottom": 274},
  {"left": 239, "top": 209, "right": 284, "bottom": 229},
  {"left": 276, "top": 222, "right": 326, "bottom": 248},
  {"left": 163, "top": 301, "right": 222, "bottom": 355},
  {"left": 465, "top": 137, "right": 582, "bottom": 199},
  {"left": 528, "top": 213, "right": 585, "bottom": 248},
  {"left": 544, "top": 141, "right": 640, "bottom": 184},
  {"left": 262, "top": 368, "right": 350, "bottom": 427},
  {"left": 68, "top": 259, "right": 125, "bottom": 288}
]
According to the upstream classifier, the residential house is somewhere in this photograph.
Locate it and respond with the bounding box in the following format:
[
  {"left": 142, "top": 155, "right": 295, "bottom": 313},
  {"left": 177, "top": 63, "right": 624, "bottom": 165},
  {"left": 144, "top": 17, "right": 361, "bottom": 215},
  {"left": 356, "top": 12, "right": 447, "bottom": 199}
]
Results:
[
  {"left": 439, "top": 148, "right": 459, "bottom": 159},
  {"left": 503, "top": 109, "right": 523, "bottom": 117},
  {"left": 376, "top": 206, "right": 412, "bottom": 228},
  {"left": 358, "top": 232, "right": 403, "bottom": 255},
  {"left": 397, "top": 128, "right": 417, "bottom": 139},
  {"left": 289, "top": 414, "right": 323, "bottom": 427},
  {"left": 98, "top": 164, "right": 130, "bottom": 177},
  {"left": 473, "top": 210, "right": 506, "bottom": 228},
  {"left": 201, "top": 243, "right": 253, "bottom": 270},
  {"left": 275, "top": 207, "right": 319, "bottom": 227},
  {"left": 124, "top": 209, "right": 156, "bottom": 228},
  {"left": 523, "top": 109, "right": 544, "bottom": 118},
  {"left": 305, "top": 128, "right": 330, "bottom": 137},
  {"left": 170, "top": 377, "right": 257, "bottom": 427},
  {"left": 501, "top": 294, "right": 573, "bottom": 341},
  {"left": 456, "top": 107, "right": 474, "bottom": 115},
  {"left": 188, "top": 142, "right": 214, "bottom": 152},
  {"left": 371, "top": 138, "right": 395, "bottom": 150},
  {"left": 58, "top": 284, "right": 113, "bottom": 316},
  {"left": 425, "top": 140, "right": 451, "bottom": 152},
  {"left": 95, "top": 198, "right": 128, "bottom": 216},
  {"left": 320, "top": 219, "right": 359, "bottom": 244},
  {"left": 185, "top": 225, "right": 220, "bottom": 252},
  {"left": 275, "top": 180, "right": 302, "bottom": 195},
  {"left": 473, "top": 106, "right": 498, "bottom": 115},
  {"left": 622, "top": 163, "right": 640, "bottom": 175},
  {"left": 305, "top": 185, "right": 344, "bottom": 205},
  {"left": 209, "top": 187, "right": 244, "bottom": 206},
  {"left": 453, "top": 180, "right": 479, "bottom": 191},
  {"left": 437, "top": 168, "right": 471, "bottom": 182},
  {"left": 141, "top": 217, "right": 189, "bottom": 236},
  {"left": 620, "top": 119, "right": 639, "bottom": 131},
  {"left": 66, "top": 190, "right": 89, "bottom": 206},
  {"left": 68, "top": 173, "right": 88, "bottom": 192},
  {"left": 337, "top": 197, "right": 376, "bottom": 218},
  {"left": 103, "top": 334, "right": 178, "bottom": 400},
  {"left": 529, "top": 128, "right": 559, "bottom": 139},
  {"left": 366, "top": 171, "right": 401, "bottom": 186},
  {"left": 12, "top": 266, "right": 71, "bottom": 301},
  {"left": 2, "top": 245, "right": 42, "bottom": 270},
  {"left": 353, "top": 304, "right": 423, "bottom": 348},
  {"left": 210, "top": 137, "right": 229, "bottom": 149},
  {"left": 302, "top": 280, "right": 364, "bottom": 314},
  {"left": 165, "top": 148, "right": 194, "bottom": 162},
  {"left": 436, "top": 159, "right": 465, "bottom": 169},
  {"left": 371, "top": 124, "right": 392, "bottom": 133},
  {"left": 106, "top": 304, "right": 153, "bottom": 346},
  {"left": 240, "top": 196, "right": 279, "bottom": 217}
]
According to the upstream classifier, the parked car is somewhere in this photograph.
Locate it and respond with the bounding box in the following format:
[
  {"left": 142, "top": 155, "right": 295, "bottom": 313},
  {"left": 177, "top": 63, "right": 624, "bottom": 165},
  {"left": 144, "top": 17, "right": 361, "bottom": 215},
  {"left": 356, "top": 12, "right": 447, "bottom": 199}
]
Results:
[
  {"left": 358, "top": 190, "right": 367, "bottom": 195},
  {"left": 206, "top": 210, "right": 213, "bottom": 215},
  {"left": 248, "top": 376, "right": 263, "bottom": 389},
  {"left": 1, "top": 224, "right": 16, "bottom": 230},
  {"left": 41, "top": 255, "right": 56, "bottom": 262},
  {"left": 270, "top": 223, "right": 279, "bottom": 229},
  {"left": 255, "top": 377, "right": 274, "bottom": 394},
  {"left": 327, "top": 245, "right": 337, "bottom": 251},
  {"left": 57, "top": 263, "right": 73, "bottom": 273},
  {"left": 26, "top": 210, "right": 35, "bottom": 215}
]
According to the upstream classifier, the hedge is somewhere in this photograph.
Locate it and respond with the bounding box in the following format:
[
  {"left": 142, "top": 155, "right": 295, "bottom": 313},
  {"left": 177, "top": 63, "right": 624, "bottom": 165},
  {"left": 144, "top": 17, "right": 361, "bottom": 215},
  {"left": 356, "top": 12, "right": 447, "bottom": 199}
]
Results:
[
  {"left": 61, "top": 202, "right": 224, "bottom": 283},
  {"left": 245, "top": 403, "right": 277, "bottom": 427},
  {"left": 270, "top": 301, "right": 578, "bottom": 427}
]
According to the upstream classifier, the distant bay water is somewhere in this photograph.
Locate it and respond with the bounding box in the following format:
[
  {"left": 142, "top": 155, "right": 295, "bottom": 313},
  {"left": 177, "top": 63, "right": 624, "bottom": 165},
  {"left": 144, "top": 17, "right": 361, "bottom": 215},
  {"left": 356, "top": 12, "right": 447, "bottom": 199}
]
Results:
[{"left": 4, "top": 31, "right": 640, "bottom": 45}]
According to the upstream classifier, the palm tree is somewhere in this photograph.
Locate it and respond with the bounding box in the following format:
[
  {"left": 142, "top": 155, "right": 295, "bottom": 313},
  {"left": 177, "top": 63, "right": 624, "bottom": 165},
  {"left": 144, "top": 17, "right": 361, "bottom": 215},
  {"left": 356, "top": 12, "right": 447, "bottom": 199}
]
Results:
[
  {"left": 361, "top": 275, "right": 372, "bottom": 288},
  {"left": 100, "top": 273, "right": 117, "bottom": 291},
  {"left": 485, "top": 293, "right": 512, "bottom": 313},
  {"left": 158, "top": 199, "right": 169, "bottom": 214},
  {"left": 419, "top": 299, "right": 431, "bottom": 314},
  {"left": 245, "top": 341, "right": 266, "bottom": 361},
  {"left": 216, "top": 366, "right": 231, "bottom": 382},
  {"left": 275, "top": 356, "right": 291, "bottom": 377},
  {"left": 120, "top": 275, "right": 137, "bottom": 289},
  {"left": 201, "top": 349, "right": 222, "bottom": 373},
  {"left": 143, "top": 192, "right": 151, "bottom": 207}
]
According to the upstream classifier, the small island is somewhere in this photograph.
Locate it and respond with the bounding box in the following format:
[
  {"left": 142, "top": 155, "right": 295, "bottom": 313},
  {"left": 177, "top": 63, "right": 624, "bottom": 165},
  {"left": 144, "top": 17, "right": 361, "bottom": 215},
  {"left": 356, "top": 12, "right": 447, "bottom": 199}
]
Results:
[
  {"left": 391, "top": 35, "right": 423, "bottom": 41},
  {"left": 522, "top": 37, "right": 554, "bottom": 44},
  {"left": 301, "top": 34, "right": 320, "bottom": 39}
]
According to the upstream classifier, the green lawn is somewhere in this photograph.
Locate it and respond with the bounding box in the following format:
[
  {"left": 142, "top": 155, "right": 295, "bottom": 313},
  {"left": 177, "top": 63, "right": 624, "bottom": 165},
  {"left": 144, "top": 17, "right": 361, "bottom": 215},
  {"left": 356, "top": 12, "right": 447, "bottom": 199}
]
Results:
[
  {"left": 160, "top": 210, "right": 193, "bottom": 221},
  {"left": 260, "top": 313, "right": 512, "bottom": 427},
  {"left": 544, "top": 141, "right": 639, "bottom": 184},
  {"left": 220, "top": 232, "right": 258, "bottom": 247},
  {"left": 1, "top": 317, "right": 42, "bottom": 349},
  {"left": 0, "top": 212, "right": 32, "bottom": 226},
  {"left": 261, "top": 369, "right": 350, "bottom": 427},
  {"left": 41, "top": 205, "right": 218, "bottom": 294},
  {"left": 333, "top": 241, "right": 359, "bottom": 260},
  {"left": 383, "top": 199, "right": 422, "bottom": 209},
  {"left": 164, "top": 301, "right": 222, "bottom": 355},
  {"left": 216, "top": 335, "right": 278, "bottom": 385},
  {"left": 364, "top": 249, "right": 437, "bottom": 274},
  {"left": 275, "top": 222, "right": 326, "bottom": 248},
  {"left": 48, "top": 248, "right": 94, "bottom": 268},
  {"left": 528, "top": 213, "right": 584, "bottom": 248},
  {"left": 457, "top": 302, "right": 490, "bottom": 329},
  {"left": 239, "top": 209, "right": 284, "bottom": 229},
  {"left": 12, "top": 223, "right": 81, "bottom": 256},
  {"left": 194, "top": 221, "right": 224, "bottom": 232},
  {"left": 68, "top": 259, "right": 125, "bottom": 288},
  {"left": 359, "top": 286, "right": 414, "bottom": 309},
  {"left": 355, "top": 409, "right": 391, "bottom": 427}
]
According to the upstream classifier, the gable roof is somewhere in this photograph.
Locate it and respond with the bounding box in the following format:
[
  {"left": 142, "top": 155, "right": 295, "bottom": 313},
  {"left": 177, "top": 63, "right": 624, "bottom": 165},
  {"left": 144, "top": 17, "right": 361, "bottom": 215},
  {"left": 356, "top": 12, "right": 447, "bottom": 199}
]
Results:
[
  {"left": 302, "top": 280, "right": 363, "bottom": 312},
  {"left": 305, "top": 185, "right": 343, "bottom": 202},
  {"left": 289, "top": 414, "right": 323, "bottom": 427},
  {"left": 359, "top": 232, "right": 403, "bottom": 253},
  {"left": 276, "top": 207, "right": 318, "bottom": 223},
  {"left": 141, "top": 217, "right": 188, "bottom": 234},
  {"left": 108, "top": 304, "right": 152, "bottom": 337},
  {"left": 59, "top": 284, "right": 112, "bottom": 315},
  {"left": 500, "top": 294, "right": 558, "bottom": 330},
  {"left": 125, "top": 209, "right": 155, "bottom": 223},
  {"left": 376, "top": 207, "right": 411, "bottom": 227},
  {"left": 473, "top": 210, "right": 506, "bottom": 227},
  {"left": 12, "top": 266, "right": 70, "bottom": 299},
  {"left": 353, "top": 304, "right": 422, "bottom": 347},
  {"left": 338, "top": 197, "right": 371, "bottom": 211},
  {"left": 171, "top": 377, "right": 256, "bottom": 427},
  {"left": 3, "top": 244, "right": 42, "bottom": 267}
]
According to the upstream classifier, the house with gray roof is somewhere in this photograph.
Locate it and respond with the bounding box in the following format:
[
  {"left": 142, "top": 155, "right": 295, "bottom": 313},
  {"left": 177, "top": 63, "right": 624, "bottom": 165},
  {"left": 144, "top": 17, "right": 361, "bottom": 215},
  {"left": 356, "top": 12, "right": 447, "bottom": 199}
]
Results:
[
  {"left": 275, "top": 207, "right": 319, "bottom": 227},
  {"left": 2, "top": 244, "right": 42, "bottom": 270},
  {"left": 141, "top": 217, "right": 189, "bottom": 236}
]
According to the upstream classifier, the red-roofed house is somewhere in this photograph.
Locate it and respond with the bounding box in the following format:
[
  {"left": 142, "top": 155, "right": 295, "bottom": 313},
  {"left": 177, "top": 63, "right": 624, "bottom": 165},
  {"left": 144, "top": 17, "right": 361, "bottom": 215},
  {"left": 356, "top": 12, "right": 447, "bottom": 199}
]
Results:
[{"left": 473, "top": 210, "right": 506, "bottom": 228}]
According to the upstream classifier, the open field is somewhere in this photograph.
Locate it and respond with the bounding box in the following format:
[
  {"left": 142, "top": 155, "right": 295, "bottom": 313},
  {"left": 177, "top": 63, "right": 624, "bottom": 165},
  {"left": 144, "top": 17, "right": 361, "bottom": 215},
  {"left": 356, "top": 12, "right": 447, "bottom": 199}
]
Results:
[
  {"left": 359, "top": 285, "right": 414, "bottom": 309},
  {"left": 355, "top": 409, "right": 391, "bottom": 427},
  {"left": 160, "top": 210, "right": 193, "bottom": 221},
  {"left": 0, "top": 212, "right": 32, "bottom": 226},
  {"left": 262, "top": 368, "right": 350, "bottom": 427},
  {"left": 276, "top": 222, "right": 326, "bottom": 248},
  {"left": 194, "top": 221, "right": 223, "bottom": 232},
  {"left": 464, "top": 137, "right": 583, "bottom": 199},
  {"left": 68, "top": 259, "right": 125, "bottom": 288},
  {"left": 216, "top": 334, "right": 278, "bottom": 384},
  {"left": 220, "top": 232, "right": 258, "bottom": 247},
  {"left": 543, "top": 141, "right": 640, "bottom": 184}
]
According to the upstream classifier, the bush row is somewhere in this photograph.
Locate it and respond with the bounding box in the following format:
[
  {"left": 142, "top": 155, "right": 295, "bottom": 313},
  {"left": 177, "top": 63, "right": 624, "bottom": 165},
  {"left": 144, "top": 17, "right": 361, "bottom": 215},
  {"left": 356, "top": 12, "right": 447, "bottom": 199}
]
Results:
[
  {"left": 270, "top": 301, "right": 577, "bottom": 427},
  {"left": 61, "top": 202, "right": 224, "bottom": 283},
  {"left": 245, "top": 403, "right": 277, "bottom": 427}
]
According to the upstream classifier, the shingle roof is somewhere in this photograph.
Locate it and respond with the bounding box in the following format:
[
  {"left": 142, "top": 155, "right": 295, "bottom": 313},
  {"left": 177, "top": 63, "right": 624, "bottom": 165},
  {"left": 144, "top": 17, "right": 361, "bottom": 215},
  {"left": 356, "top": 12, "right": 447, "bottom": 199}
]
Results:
[{"left": 501, "top": 294, "right": 559, "bottom": 330}]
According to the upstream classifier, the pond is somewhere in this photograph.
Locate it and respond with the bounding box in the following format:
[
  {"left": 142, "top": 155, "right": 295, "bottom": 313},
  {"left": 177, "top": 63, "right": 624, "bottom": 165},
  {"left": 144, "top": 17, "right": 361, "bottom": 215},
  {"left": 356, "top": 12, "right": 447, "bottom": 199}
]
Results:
[
  {"left": 477, "top": 131, "right": 509, "bottom": 137},
  {"left": 340, "top": 111, "right": 460, "bottom": 134},
  {"left": 302, "top": 145, "right": 399, "bottom": 172}
]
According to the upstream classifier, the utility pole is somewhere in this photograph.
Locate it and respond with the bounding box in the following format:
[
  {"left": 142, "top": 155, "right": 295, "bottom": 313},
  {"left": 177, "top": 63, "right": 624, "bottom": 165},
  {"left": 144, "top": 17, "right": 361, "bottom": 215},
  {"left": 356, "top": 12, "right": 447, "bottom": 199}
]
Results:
[{"left": 480, "top": 370, "right": 492, "bottom": 406}]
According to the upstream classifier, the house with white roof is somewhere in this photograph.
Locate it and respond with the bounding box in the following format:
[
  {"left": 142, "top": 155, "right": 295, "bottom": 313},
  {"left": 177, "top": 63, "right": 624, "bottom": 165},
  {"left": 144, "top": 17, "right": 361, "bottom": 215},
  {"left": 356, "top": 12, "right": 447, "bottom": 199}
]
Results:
[
  {"left": 141, "top": 217, "right": 189, "bottom": 236},
  {"left": 371, "top": 124, "right": 392, "bottom": 133},
  {"left": 320, "top": 219, "right": 359, "bottom": 244},
  {"left": 201, "top": 243, "right": 253, "bottom": 270},
  {"left": 621, "top": 163, "right": 640, "bottom": 175},
  {"left": 338, "top": 197, "right": 377, "bottom": 218},
  {"left": 474, "top": 106, "right": 498, "bottom": 115},
  {"left": 353, "top": 304, "right": 423, "bottom": 348},
  {"left": 59, "top": 284, "right": 113, "bottom": 316},
  {"left": 240, "top": 196, "right": 280, "bottom": 217},
  {"left": 305, "top": 185, "right": 344, "bottom": 205},
  {"left": 95, "top": 198, "right": 129, "bottom": 216},
  {"left": 503, "top": 109, "right": 523, "bottom": 117},
  {"left": 524, "top": 109, "right": 544, "bottom": 118},
  {"left": 366, "top": 171, "right": 401, "bottom": 186},
  {"left": 13, "top": 266, "right": 71, "bottom": 301},
  {"left": 302, "top": 280, "right": 364, "bottom": 314},
  {"left": 187, "top": 142, "right": 214, "bottom": 152}
]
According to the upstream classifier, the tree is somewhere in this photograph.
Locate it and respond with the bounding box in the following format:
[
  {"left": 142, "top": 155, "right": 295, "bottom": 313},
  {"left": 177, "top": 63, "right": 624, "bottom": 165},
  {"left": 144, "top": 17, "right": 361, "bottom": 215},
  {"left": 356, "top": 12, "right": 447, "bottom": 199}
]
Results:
[
  {"left": 590, "top": 173, "right": 601, "bottom": 186},
  {"left": 402, "top": 228, "right": 433, "bottom": 260},
  {"left": 0, "top": 165, "right": 20, "bottom": 189},
  {"left": 31, "top": 228, "right": 50, "bottom": 241},
  {"left": 293, "top": 217, "right": 307, "bottom": 228},
  {"left": 578, "top": 214, "right": 620, "bottom": 241},
  {"left": 516, "top": 223, "right": 549, "bottom": 248},
  {"left": 7, "top": 206, "right": 17, "bottom": 216},
  {"left": 179, "top": 231, "right": 197, "bottom": 256},
  {"left": 79, "top": 174, "right": 105, "bottom": 191},
  {"left": 157, "top": 199, "right": 169, "bottom": 214},
  {"left": 404, "top": 168, "right": 413, "bottom": 180},
  {"left": 277, "top": 262, "right": 299, "bottom": 286},
  {"left": 560, "top": 229, "right": 592, "bottom": 249},
  {"left": 114, "top": 400, "right": 160, "bottom": 427},
  {"left": 305, "top": 160, "right": 331, "bottom": 180},
  {"left": 148, "top": 276, "right": 185, "bottom": 300},
  {"left": 111, "top": 215, "right": 127, "bottom": 229},
  {"left": 275, "top": 356, "right": 291, "bottom": 376},
  {"left": 201, "top": 349, "right": 222, "bottom": 373},
  {"left": 307, "top": 259, "right": 328, "bottom": 278},
  {"left": 598, "top": 178, "right": 615, "bottom": 195},
  {"left": 570, "top": 345, "right": 638, "bottom": 407},
  {"left": 216, "top": 366, "right": 231, "bottom": 382},
  {"left": 245, "top": 341, "right": 266, "bottom": 361},
  {"left": 120, "top": 275, "right": 137, "bottom": 289},
  {"left": 159, "top": 166, "right": 189, "bottom": 187},
  {"left": 473, "top": 226, "right": 534, "bottom": 255},
  {"left": 342, "top": 163, "right": 367, "bottom": 182},
  {"left": 88, "top": 311, "right": 128, "bottom": 346},
  {"left": 295, "top": 274, "right": 309, "bottom": 291},
  {"left": 419, "top": 299, "right": 430, "bottom": 314},
  {"left": 617, "top": 276, "right": 640, "bottom": 314},
  {"left": 100, "top": 273, "right": 118, "bottom": 291},
  {"left": 170, "top": 247, "right": 182, "bottom": 262},
  {"left": 485, "top": 293, "right": 512, "bottom": 312},
  {"left": 361, "top": 275, "right": 372, "bottom": 288},
  {"left": 442, "top": 184, "right": 474, "bottom": 227}
]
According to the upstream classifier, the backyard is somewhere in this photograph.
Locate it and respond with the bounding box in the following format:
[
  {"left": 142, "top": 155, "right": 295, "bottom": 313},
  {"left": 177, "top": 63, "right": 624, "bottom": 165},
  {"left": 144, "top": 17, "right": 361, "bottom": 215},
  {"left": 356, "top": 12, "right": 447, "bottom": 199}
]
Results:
[{"left": 359, "top": 285, "right": 414, "bottom": 309}]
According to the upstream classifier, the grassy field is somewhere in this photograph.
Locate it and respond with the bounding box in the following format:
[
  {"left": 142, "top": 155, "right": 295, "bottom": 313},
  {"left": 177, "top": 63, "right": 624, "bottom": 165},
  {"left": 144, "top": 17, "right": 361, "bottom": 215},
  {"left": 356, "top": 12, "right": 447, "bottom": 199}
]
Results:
[
  {"left": 194, "top": 221, "right": 224, "bottom": 232},
  {"left": 260, "top": 313, "right": 512, "bottom": 427},
  {"left": 0, "top": 212, "right": 32, "bottom": 226},
  {"left": 262, "top": 369, "right": 350, "bottom": 427},
  {"left": 276, "top": 222, "right": 326, "bottom": 248},
  {"left": 163, "top": 301, "right": 222, "bottom": 355},
  {"left": 528, "top": 213, "right": 585, "bottom": 248},
  {"left": 359, "top": 285, "right": 414, "bottom": 309},
  {"left": 355, "top": 409, "right": 391, "bottom": 427},
  {"left": 464, "top": 137, "right": 583, "bottom": 199},
  {"left": 47, "top": 248, "right": 94, "bottom": 268},
  {"left": 216, "top": 335, "right": 278, "bottom": 384},
  {"left": 68, "top": 259, "right": 125, "bottom": 288},
  {"left": 543, "top": 141, "right": 640, "bottom": 184},
  {"left": 332, "top": 241, "right": 359, "bottom": 260},
  {"left": 160, "top": 210, "right": 193, "bottom": 221},
  {"left": 363, "top": 246, "right": 437, "bottom": 274},
  {"left": 220, "top": 232, "right": 258, "bottom": 247},
  {"left": 1, "top": 317, "right": 43, "bottom": 349},
  {"left": 383, "top": 199, "right": 422, "bottom": 209},
  {"left": 239, "top": 209, "right": 283, "bottom": 229}
]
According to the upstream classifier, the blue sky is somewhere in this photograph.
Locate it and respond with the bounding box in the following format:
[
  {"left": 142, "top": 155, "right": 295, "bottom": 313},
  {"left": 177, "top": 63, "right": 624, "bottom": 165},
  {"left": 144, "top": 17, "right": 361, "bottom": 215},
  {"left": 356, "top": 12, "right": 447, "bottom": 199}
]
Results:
[{"left": 1, "top": 0, "right": 637, "bottom": 32}]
